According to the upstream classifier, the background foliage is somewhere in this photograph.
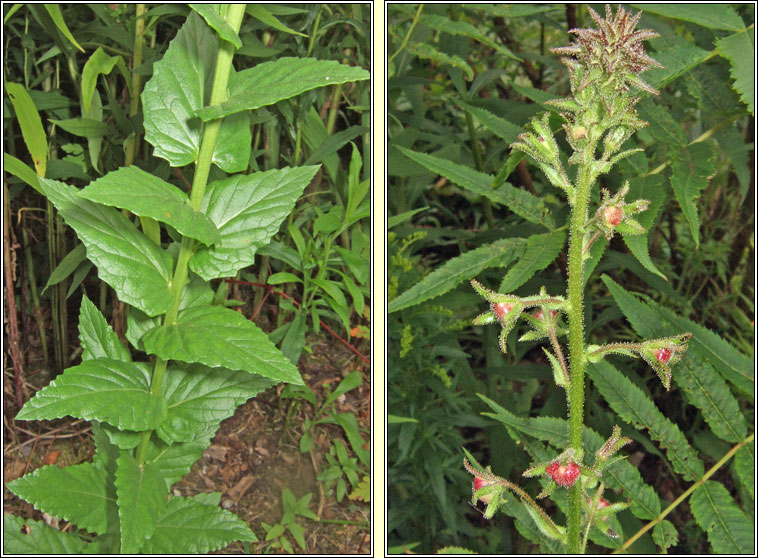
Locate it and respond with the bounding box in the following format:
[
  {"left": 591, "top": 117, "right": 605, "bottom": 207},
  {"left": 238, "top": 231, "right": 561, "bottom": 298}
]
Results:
[{"left": 387, "top": 4, "right": 753, "bottom": 554}]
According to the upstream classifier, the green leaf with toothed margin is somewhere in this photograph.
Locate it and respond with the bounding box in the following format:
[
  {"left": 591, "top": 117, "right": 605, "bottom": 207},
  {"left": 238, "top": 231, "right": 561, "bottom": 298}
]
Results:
[
  {"left": 388, "top": 238, "right": 525, "bottom": 313},
  {"left": 141, "top": 305, "right": 303, "bottom": 385}
]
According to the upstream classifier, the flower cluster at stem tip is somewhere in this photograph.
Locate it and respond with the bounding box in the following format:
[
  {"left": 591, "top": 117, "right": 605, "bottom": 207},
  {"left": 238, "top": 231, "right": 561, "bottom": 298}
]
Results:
[{"left": 464, "top": 5, "right": 693, "bottom": 542}]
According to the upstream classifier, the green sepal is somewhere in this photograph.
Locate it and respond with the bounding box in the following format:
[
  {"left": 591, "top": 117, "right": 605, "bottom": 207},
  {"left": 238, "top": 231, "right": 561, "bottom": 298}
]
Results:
[{"left": 543, "top": 347, "right": 568, "bottom": 388}]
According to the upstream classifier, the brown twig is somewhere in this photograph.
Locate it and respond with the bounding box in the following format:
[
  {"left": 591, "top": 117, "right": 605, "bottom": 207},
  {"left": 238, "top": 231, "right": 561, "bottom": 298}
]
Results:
[{"left": 4, "top": 180, "right": 26, "bottom": 410}]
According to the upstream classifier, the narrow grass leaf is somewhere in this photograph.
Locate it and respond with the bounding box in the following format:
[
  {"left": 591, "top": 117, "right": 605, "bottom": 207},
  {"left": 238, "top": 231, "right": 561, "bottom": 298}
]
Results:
[{"left": 5, "top": 82, "right": 47, "bottom": 178}]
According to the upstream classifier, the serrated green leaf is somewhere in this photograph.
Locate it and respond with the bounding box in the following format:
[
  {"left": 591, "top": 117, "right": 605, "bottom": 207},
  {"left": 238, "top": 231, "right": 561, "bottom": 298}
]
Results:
[
  {"left": 388, "top": 238, "right": 525, "bottom": 313},
  {"left": 142, "top": 305, "right": 303, "bottom": 385},
  {"left": 213, "top": 110, "right": 252, "bottom": 173},
  {"left": 190, "top": 166, "right": 319, "bottom": 279},
  {"left": 141, "top": 495, "right": 256, "bottom": 553},
  {"left": 145, "top": 435, "right": 211, "bottom": 491},
  {"left": 631, "top": 4, "right": 745, "bottom": 31},
  {"left": 652, "top": 519, "right": 679, "bottom": 551},
  {"left": 157, "top": 363, "right": 276, "bottom": 443},
  {"left": 733, "top": 441, "right": 754, "bottom": 500},
  {"left": 6, "top": 462, "right": 115, "bottom": 536},
  {"left": 636, "top": 99, "right": 686, "bottom": 146},
  {"left": 189, "top": 4, "right": 242, "bottom": 48},
  {"left": 654, "top": 306, "right": 754, "bottom": 398},
  {"left": 395, "top": 146, "right": 552, "bottom": 226},
  {"left": 115, "top": 453, "right": 167, "bottom": 553},
  {"left": 16, "top": 359, "right": 166, "bottom": 431},
  {"left": 195, "top": 58, "right": 369, "bottom": 121},
  {"left": 671, "top": 351, "right": 746, "bottom": 442},
  {"left": 716, "top": 30, "right": 754, "bottom": 115},
  {"left": 126, "top": 274, "right": 214, "bottom": 351},
  {"left": 643, "top": 44, "right": 711, "bottom": 91},
  {"left": 37, "top": 177, "right": 173, "bottom": 317},
  {"left": 78, "top": 294, "right": 131, "bottom": 362},
  {"left": 670, "top": 142, "right": 716, "bottom": 248},
  {"left": 586, "top": 361, "right": 704, "bottom": 481},
  {"left": 5, "top": 82, "right": 47, "bottom": 178},
  {"left": 406, "top": 41, "right": 473, "bottom": 80},
  {"left": 141, "top": 12, "right": 246, "bottom": 169},
  {"left": 499, "top": 231, "right": 565, "bottom": 293},
  {"left": 78, "top": 166, "right": 220, "bottom": 246},
  {"left": 690, "top": 481, "right": 754, "bottom": 554},
  {"left": 3, "top": 515, "right": 88, "bottom": 554},
  {"left": 455, "top": 99, "right": 523, "bottom": 144}
]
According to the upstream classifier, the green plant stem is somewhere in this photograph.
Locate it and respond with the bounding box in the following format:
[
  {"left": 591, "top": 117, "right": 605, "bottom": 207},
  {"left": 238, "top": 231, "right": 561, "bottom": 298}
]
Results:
[
  {"left": 135, "top": 4, "right": 246, "bottom": 465},
  {"left": 613, "top": 433, "right": 755, "bottom": 554},
  {"left": 566, "top": 156, "right": 595, "bottom": 553}
]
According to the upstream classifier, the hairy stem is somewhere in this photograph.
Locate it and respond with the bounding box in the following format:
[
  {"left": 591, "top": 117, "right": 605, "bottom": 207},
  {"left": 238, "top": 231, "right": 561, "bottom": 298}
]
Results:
[{"left": 566, "top": 152, "right": 596, "bottom": 552}]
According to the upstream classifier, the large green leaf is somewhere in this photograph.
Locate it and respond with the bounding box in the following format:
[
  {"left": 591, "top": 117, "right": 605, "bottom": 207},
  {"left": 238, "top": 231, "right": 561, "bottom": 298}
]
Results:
[
  {"left": 78, "top": 295, "right": 131, "bottom": 362},
  {"left": 157, "top": 363, "right": 276, "bottom": 443},
  {"left": 690, "top": 481, "right": 754, "bottom": 554},
  {"left": 141, "top": 11, "right": 247, "bottom": 170},
  {"left": 16, "top": 360, "right": 167, "bottom": 432},
  {"left": 3, "top": 515, "right": 88, "bottom": 554},
  {"left": 6, "top": 462, "right": 114, "bottom": 536},
  {"left": 141, "top": 494, "right": 256, "bottom": 553},
  {"left": 141, "top": 305, "right": 303, "bottom": 385},
  {"left": 37, "top": 178, "right": 173, "bottom": 317},
  {"left": 78, "top": 166, "right": 220, "bottom": 246},
  {"left": 195, "top": 58, "right": 370, "bottom": 121},
  {"left": 115, "top": 453, "right": 167, "bottom": 554},
  {"left": 146, "top": 436, "right": 211, "bottom": 491},
  {"left": 388, "top": 238, "right": 525, "bottom": 313},
  {"left": 190, "top": 166, "right": 319, "bottom": 280}
]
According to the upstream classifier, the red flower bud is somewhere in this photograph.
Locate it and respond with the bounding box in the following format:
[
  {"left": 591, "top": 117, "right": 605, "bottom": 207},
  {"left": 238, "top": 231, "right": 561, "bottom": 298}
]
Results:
[
  {"left": 491, "top": 302, "right": 513, "bottom": 322},
  {"left": 604, "top": 206, "right": 623, "bottom": 226},
  {"left": 655, "top": 348, "right": 672, "bottom": 363},
  {"left": 545, "top": 461, "right": 581, "bottom": 487},
  {"left": 588, "top": 497, "right": 610, "bottom": 508},
  {"left": 473, "top": 477, "right": 495, "bottom": 504}
]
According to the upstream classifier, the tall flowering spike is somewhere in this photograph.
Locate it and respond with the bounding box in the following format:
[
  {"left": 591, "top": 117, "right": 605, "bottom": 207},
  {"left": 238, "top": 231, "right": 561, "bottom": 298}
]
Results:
[{"left": 551, "top": 4, "right": 663, "bottom": 96}]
